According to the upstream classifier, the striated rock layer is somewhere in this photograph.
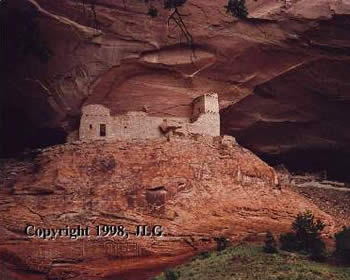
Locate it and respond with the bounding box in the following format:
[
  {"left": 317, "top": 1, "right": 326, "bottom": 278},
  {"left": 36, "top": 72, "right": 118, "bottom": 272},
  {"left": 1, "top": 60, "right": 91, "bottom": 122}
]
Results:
[{"left": 0, "top": 136, "right": 337, "bottom": 279}]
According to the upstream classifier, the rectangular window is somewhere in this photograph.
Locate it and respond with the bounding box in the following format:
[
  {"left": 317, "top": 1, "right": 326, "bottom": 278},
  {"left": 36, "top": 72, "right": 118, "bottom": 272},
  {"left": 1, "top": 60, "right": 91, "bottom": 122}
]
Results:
[{"left": 100, "top": 124, "right": 106, "bottom": 137}]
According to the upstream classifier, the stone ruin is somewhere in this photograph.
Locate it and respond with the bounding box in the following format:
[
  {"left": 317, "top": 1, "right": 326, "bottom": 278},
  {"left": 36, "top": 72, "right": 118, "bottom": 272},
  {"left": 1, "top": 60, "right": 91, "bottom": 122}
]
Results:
[{"left": 78, "top": 93, "right": 220, "bottom": 141}]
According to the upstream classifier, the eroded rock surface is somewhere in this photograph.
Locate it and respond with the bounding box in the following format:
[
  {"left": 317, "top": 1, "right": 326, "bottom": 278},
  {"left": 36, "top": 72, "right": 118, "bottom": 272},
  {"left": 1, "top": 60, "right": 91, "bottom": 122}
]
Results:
[{"left": 0, "top": 137, "right": 337, "bottom": 279}]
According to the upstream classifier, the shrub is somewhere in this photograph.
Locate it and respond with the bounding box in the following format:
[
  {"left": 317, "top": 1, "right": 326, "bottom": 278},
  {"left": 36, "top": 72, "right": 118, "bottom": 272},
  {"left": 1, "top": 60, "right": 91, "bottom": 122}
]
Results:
[
  {"left": 280, "top": 232, "right": 299, "bottom": 252},
  {"left": 198, "top": 251, "right": 210, "bottom": 259},
  {"left": 225, "top": 0, "right": 249, "bottom": 19},
  {"left": 292, "top": 210, "right": 325, "bottom": 251},
  {"left": 335, "top": 226, "right": 350, "bottom": 265},
  {"left": 164, "top": 269, "right": 179, "bottom": 280},
  {"left": 279, "top": 211, "right": 326, "bottom": 260},
  {"left": 147, "top": 6, "right": 158, "bottom": 17},
  {"left": 309, "top": 238, "right": 327, "bottom": 261},
  {"left": 215, "top": 236, "right": 228, "bottom": 252},
  {"left": 264, "top": 231, "right": 278, "bottom": 254}
]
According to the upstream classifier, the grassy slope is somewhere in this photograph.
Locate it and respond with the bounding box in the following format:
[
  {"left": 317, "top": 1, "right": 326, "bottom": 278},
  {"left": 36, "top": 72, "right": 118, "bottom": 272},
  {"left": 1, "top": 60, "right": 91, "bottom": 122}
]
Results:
[{"left": 153, "top": 245, "right": 350, "bottom": 280}]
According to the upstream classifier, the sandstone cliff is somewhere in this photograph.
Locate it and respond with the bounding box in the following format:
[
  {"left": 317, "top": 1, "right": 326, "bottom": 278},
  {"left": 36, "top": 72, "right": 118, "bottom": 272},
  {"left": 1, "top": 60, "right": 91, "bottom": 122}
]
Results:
[
  {"left": 4, "top": 0, "right": 350, "bottom": 166},
  {"left": 2, "top": 1, "right": 350, "bottom": 279},
  {"left": 0, "top": 137, "right": 336, "bottom": 279}
]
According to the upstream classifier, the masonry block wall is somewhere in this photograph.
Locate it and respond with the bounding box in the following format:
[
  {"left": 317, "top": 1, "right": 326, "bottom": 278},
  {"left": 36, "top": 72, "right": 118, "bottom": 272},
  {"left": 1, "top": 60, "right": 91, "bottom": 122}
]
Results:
[{"left": 78, "top": 93, "right": 220, "bottom": 141}]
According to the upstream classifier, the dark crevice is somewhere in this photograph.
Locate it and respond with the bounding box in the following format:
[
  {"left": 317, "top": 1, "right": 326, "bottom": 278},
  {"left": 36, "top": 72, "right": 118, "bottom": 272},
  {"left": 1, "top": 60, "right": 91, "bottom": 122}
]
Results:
[
  {"left": 147, "top": 186, "right": 167, "bottom": 192},
  {"left": 258, "top": 148, "right": 350, "bottom": 183}
]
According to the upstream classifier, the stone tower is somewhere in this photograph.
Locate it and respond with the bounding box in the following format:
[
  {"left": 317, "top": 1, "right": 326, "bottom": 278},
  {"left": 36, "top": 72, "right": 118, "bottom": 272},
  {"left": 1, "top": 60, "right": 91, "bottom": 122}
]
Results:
[
  {"left": 190, "top": 93, "right": 220, "bottom": 136},
  {"left": 191, "top": 93, "right": 219, "bottom": 121},
  {"left": 79, "top": 104, "right": 112, "bottom": 141}
]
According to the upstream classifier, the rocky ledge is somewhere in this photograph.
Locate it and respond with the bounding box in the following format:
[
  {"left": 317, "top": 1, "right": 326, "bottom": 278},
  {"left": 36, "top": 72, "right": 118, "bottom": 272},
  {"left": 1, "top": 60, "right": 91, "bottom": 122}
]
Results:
[{"left": 0, "top": 136, "right": 336, "bottom": 280}]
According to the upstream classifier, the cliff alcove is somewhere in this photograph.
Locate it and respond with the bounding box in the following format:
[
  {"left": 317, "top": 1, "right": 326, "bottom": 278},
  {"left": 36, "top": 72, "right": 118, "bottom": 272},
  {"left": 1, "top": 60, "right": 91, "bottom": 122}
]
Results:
[{"left": 2, "top": 0, "right": 350, "bottom": 182}]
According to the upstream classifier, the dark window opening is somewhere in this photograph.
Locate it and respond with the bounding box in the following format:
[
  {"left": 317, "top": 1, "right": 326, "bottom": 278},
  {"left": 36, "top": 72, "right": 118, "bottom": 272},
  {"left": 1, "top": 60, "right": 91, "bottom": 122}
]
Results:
[
  {"left": 89, "top": 124, "right": 93, "bottom": 130},
  {"left": 100, "top": 124, "right": 106, "bottom": 137}
]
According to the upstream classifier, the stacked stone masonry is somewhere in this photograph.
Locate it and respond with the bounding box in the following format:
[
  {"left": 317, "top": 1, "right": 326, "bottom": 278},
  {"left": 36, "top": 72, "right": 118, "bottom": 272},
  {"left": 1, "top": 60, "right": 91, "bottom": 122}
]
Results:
[{"left": 79, "top": 93, "right": 220, "bottom": 141}]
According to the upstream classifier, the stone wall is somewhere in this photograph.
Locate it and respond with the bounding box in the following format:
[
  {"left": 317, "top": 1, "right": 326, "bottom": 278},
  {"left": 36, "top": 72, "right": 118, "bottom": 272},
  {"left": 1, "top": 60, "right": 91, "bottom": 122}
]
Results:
[
  {"left": 109, "top": 112, "right": 188, "bottom": 140},
  {"left": 78, "top": 93, "right": 220, "bottom": 141},
  {"left": 188, "top": 113, "right": 220, "bottom": 137}
]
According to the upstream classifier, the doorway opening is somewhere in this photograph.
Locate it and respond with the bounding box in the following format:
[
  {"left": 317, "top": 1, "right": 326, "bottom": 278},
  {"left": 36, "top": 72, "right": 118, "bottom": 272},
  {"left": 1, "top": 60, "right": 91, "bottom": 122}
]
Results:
[{"left": 100, "top": 124, "right": 106, "bottom": 137}]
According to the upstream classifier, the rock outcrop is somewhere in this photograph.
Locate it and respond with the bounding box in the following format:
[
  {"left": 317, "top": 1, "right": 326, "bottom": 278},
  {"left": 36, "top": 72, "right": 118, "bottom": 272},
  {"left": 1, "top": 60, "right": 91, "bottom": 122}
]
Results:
[{"left": 0, "top": 136, "right": 336, "bottom": 279}]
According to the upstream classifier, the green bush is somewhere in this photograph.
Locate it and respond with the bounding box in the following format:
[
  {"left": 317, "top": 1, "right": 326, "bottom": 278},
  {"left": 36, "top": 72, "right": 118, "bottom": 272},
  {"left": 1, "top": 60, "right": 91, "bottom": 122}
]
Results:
[
  {"left": 215, "top": 236, "right": 228, "bottom": 252},
  {"left": 308, "top": 238, "right": 327, "bottom": 261},
  {"left": 279, "top": 211, "right": 326, "bottom": 260},
  {"left": 292, "top": 210, "right": 325, "bottom": 250},
  {"left": 147, "top": 6, "right": 158, "bottom": 17},
  {"left": 198, "top": 251, "right": 211, "bottom": 259},
  {"left": 280, "top": 232, "right": 299, "bottom": 252},
  {"left": 164, "top": 0, "right": 187, "bottom": 9},
  {"left": 225, "top": 0, "right": 249, "bottom": 19},
  {"left": 164, "top": 269, "right": 179, "bottom": 280},
  {"left": 264, "top": 231, "right": 278, "bottom": 254},
  {"left": 335, "top": 226, "right": 350, "bottom": 265}
]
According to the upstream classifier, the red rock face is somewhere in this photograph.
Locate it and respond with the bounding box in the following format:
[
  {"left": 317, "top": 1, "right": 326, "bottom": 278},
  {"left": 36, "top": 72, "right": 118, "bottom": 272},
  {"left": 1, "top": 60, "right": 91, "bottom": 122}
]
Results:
[
  {"left": 3, "top": 0, "right": 350, "bottom": 157},
  {"left": 0, "top": 137, "right": 336, "bottom": 279},
  {"left": 221, "top": 57, "right": 350, "bottom": 180}
]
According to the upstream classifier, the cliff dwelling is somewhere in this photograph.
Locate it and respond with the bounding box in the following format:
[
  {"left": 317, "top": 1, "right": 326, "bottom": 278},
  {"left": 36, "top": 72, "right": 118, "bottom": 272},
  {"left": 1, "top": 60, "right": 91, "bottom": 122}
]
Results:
[{"left": 78, "top": 93, "right": 220, "bottom": 141}]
